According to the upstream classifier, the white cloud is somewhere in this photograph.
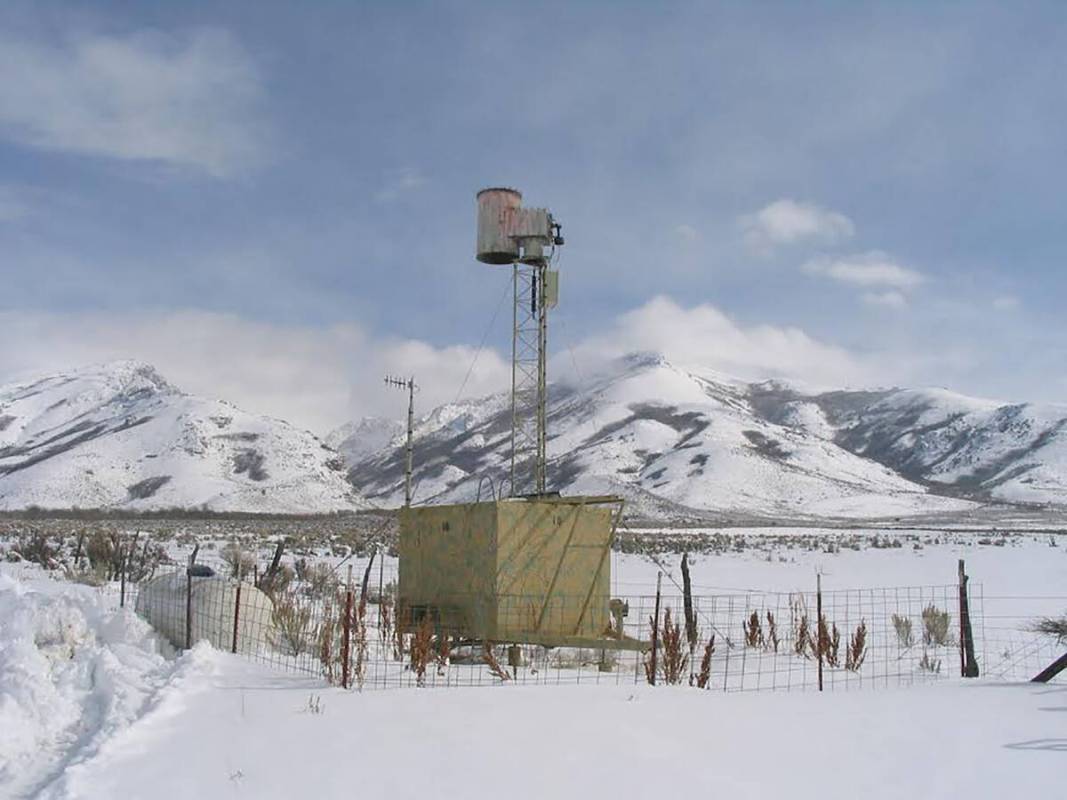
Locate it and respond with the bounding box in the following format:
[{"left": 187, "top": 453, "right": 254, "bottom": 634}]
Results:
[
  {"left": 0, "top": 29, "right": 268, "bottom": 176},
  {"left": 803, "top": 251, "right": 925, "bottom": 290},
  {"left": 862, "top": 291, "right": 908, "bottom": 309},
  {"left": 0, "top": 298, "right": 974, "bottom": 435},
  {"left": 741, "top": 199, "right": 854, "bottom": 252},
  {"left": 375, "top": 167, "right": 427, "bottom": 202},
  {"left": 0, "top": 310, "right": 510, "bottom": 435},
  {"left": 572, "top": 296, "right": 882, "bottom": 389}
]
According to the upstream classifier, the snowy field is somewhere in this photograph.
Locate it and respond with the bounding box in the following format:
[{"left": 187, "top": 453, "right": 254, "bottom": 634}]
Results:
[{"left": 1, "top": 526, "right": 1064, "bottom": 799}]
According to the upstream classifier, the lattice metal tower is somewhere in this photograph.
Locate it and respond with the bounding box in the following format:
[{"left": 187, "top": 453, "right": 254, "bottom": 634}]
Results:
[{"left": 475, "top": 188, "right": 562, "bottom": 496}]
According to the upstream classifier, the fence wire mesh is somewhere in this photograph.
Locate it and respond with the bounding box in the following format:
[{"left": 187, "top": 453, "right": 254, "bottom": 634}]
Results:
[{"left": 107, "top": 557, "right": 1065, "bottom": 692}]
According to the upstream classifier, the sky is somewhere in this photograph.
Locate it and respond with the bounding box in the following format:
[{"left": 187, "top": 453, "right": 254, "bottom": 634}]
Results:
[{"left": 1, "top": 1, "right": 1065, "bottom": 433}]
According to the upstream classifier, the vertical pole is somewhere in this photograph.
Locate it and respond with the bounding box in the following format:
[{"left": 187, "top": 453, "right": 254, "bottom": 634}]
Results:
[
  {"left": 232, "top": 581, "right": 242, "bottom": 654},
  {"left": 535, "top": 262, "right": 547, "bottom": 495},
  {"left": 342, "top": 585, "right": 354, "bottom": 690},
  {"left": 958, "top": 559, "right": 979, "bottom": 678},
  {"left": 816, "top": 573, "right": 824, "bottom": 692},
  {"left": 185, "top": 567, "right": 193, "bottom": 650},
  {"left": 119, "top": 537, "right": 127, "bottom": 609},
  {"left": 649, "top": 572, "right": 662, "bottom": 686},
  {"left": 377, "top": 543, "right": 385, "bottom": 630},
  {"left": 404, "top": 379, "right": 414, "bottom": 507},
  {"left": 510, "top": 264, "right": 519, "bottom": 496}
]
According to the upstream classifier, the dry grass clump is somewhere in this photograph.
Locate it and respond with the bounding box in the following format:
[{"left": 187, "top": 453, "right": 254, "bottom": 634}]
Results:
[
  {"left": 922, "top": 604, "right": 953, "bottom": 647},
  {"left": 272, "top": 589, "right": 314, "bottom": 656},
  {"left": 891, "top": 614, "right": 914, "bottom": 648},
  {"left": 918, "top": 650, "right": 941, "bottom": 674},
  {"left": 658, "top": 607, "right": 688, "bottom": 685},
  {"left": 743, "top": 610, "right": 764, "bottom": 649},
  {"left": 696, "top": 635, "right": 716, "bottom": 689},
  {"left": 409, "top": 615, "right": 435, "bottom": 686},
  {"left": 765, "top": 611, "right": 780, "bottom": 653},
  {"left": 845, "top": 621, "right": 868, "bottom": 672},
  {"left": 220, "top": 541, "right": 255, "bottom": 579},
  {"left": 813, "top": 615, "right": 841, "bottom": 668}
]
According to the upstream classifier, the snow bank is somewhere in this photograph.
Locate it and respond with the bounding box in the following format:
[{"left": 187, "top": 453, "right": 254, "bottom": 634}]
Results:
[
  {"left": 135, "top": 572, "right": 276, "bottom": 653},
  {"left": 0, "top": 565, "right": 179, "bottom": 798}
]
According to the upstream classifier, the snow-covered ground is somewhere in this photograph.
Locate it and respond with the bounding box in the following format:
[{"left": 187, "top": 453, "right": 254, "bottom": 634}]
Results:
[{"left": 2, "top": 532, "right": 1064, "bottom": 799}]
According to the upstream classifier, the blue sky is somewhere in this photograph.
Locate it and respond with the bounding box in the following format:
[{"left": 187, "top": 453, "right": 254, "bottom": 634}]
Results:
[{"left": 1, "top": 1, "right": 1065, "bottom": 431}]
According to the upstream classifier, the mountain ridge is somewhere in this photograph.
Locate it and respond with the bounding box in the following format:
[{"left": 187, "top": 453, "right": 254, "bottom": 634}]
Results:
[
  {"left": 339, "top": 353, "right": 1067, "bottom": 520},
  {"left": 0, "top": 360, "right": 366, "bottom": 513}
]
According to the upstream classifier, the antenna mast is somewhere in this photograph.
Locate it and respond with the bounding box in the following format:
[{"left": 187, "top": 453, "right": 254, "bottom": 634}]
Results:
[
  {"left": 384, "top": 375, "right": 416, "bottom": 506},
  {"left": 476, "top": 188, "right": 562, "bottom": 497}
]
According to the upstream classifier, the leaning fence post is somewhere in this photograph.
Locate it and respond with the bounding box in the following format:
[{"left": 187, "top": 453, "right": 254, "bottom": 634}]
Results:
[
  {"left": 816, "top": 573, "right": 824, "bottom": 692},
  {"left": 958, "top": 559, "right": 979, "bottom": 677},
  {"left": 341, "top": 568, "right": 354, "bottom": 689},
  {"left": 649, "top": 572, "right": 662, "bottom": 686}
]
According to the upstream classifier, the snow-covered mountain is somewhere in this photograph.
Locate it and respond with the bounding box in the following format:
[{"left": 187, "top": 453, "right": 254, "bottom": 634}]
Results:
[
  {"left": 0, "top": 361, "right": 366, "bottom": 513},
  {"left": 344, "top": 353, "right": 1067, "bottom": 520},
  {"left": 326, "top": 417, "right": 405, "bottom": 466}
]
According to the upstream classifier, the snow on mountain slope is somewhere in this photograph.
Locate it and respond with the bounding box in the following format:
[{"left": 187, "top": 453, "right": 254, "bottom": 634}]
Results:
[
  {"left": 346, "top": 353, "right": 977, "bottom": 519},
  {"left": 325, "top": 417, "right": 404, "bottom": 465},
  {"left": 751, "top": 382, "right": 1067, "bottom": 506},
  {"left": 0, "top": 362, "right": 365, "bottom": 513}
]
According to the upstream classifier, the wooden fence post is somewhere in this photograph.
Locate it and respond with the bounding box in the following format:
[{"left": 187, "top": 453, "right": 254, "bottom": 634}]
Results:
[
  {"left": 341, "top": 586, "right": 354, "bottom": 689},
  {"left": 649, "top": 572, "right": 662, "bottom": 686},
  {"left": 816, "top": 573, "right": 824, "bottom": 692},
  {"left": 958, "top": 560, "right": 979, "bottom": 678},
  {"left": 185, "top": 567, "right": 193, "bottom": 650},
  {"left": 120, "top": 542, "right": 127, "bottom": 609},
  {"left": 232, "top": 581, "right": 242, "bottom": 654},
  {"left": 1032, "top": 652, "right": 1067, "bottom": 683}
]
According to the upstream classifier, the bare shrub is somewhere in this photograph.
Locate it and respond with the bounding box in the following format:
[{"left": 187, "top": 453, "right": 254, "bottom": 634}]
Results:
[
  {"left": 220, "top": 541, "right": 255, "bottom": 579},
  {"left": 922, "top": 604, "right": 953, "bottom": 647},
  {"left": 409, "top": 615, "right": 434, "bottom": 686},
  {"left": 845, "top": 621, "right": 868, "bottom": 672},
  {"left": 301, "top": 561, "right": 339, "bottom": 601},
  {"left": 272, "top": 590, "right": 314, "bottom": 656},
  {"left": 353, "top": 594, "right": 368, "bottom": 689},
  {"left": 795, "top": 613, "right": 811, "bottom": 658},
  {"left": 483, "top": 642, "right": 511, "bottom": 682},
  {"left": 435, "top": 634, "right": 452, "bottom": 675},
  {"left": 765, "top": 611, "right": 780, "bottom": 653},
  {"left": 259, "top": 563, "right": 295, "bottom": 597},
  {"left": 380, "top": 594, "right": 394, "bottom": 644},
  {"left": 743, "top": 610, "right": 764, "bottom": 648},
  {"left": 317, "top": 599, "right": 341, "bottom": 684},
  {"left": 1032, "top": 614, "right": 1067, "bottom": 644},
  {"left": 659, "top": 607, "right": 688, "bottom": 685},
  {"left": 696, "top": 635, "right": 716, "bottom": 689},
  {"left": 918, "top": 650, "right": 942, "bottom": 674},
  {"left": 892, "top": 614, "right": 914, "bottom": 648},
  {"left": 813, "top": 615, "right": 841, "bottom": 668}
]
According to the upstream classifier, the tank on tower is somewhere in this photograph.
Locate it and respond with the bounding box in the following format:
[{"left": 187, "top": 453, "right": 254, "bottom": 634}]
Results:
[{"left": 476, "top": 187, "right": 523, "bottom": 264}]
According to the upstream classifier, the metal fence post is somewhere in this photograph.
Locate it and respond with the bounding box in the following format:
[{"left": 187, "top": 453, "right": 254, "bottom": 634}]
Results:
[{"left": 649, "top": 572, "right": 662, "bottom": 686}]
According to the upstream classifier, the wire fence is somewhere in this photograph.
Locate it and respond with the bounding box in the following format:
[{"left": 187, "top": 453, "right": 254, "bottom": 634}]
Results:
[{"left": 108, "top": 557, "right": 1066, "bottom": 692}]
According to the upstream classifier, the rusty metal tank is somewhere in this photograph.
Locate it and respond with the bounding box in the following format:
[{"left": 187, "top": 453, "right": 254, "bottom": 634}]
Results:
[{"left": 476, "top": 187, "right": 523, "bottom": 264}]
